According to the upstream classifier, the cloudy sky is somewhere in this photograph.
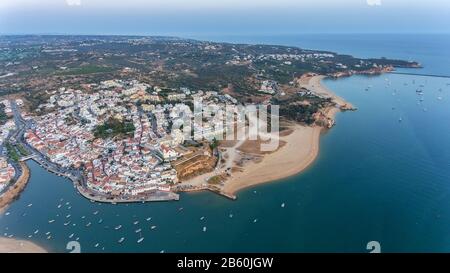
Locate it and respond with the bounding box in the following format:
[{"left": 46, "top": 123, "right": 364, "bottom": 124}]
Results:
[{"left": 0, "top": 0, "right": 449, "bottom": 35}]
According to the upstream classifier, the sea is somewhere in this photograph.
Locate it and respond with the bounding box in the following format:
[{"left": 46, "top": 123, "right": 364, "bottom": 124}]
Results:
[{"left": 1, "top": 34, "right": 450, "bottom": 253}]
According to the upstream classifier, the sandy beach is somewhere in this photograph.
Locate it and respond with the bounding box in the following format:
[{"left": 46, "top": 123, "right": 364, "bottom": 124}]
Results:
[
  {"left": 0, "top": 162, "right": 31, "bottom": 210},
  {"left": 221, "top": 75, "right": 352, "bottom": 195},
  {"left": 0, "top": 237, "right": 47, "bottom": 253}
]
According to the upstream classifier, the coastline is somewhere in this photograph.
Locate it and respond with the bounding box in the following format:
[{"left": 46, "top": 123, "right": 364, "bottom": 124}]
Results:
[
  {"left": 0, "top": 162, "right": 31, "bottom": 210},
  {"left": 221, "top": 75, "right": 352, "bottom": 196},
  {"left": 0, "top": 237, "right": 47, "bottom": 253}
]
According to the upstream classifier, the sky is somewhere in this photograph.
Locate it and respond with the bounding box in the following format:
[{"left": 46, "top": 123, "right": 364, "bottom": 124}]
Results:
[{"left": 0, "top": 0, "right": 449, "bottom": 35}]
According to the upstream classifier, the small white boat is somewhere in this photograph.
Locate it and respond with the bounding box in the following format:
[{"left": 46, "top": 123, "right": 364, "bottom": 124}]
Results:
[
  {"left": 93, "top": 211, "right": 99, "bottom": 215},
  {"left": 68, "top": 206, "right": 72, "bottom": 210},
  {"left": 137, "top": 237, "right": 144, "bottom": 243},
  {"left": 133, "top": 221, "right": 139, "bottom": 225},
  {"left": 118, "top": 237, "right": 125, "bottom": 244},
  {"left": 86, "top": 222, "right": 92, "bottom": 227},
  {"left": 34, "top": 229, "right": 39, "bottom": 234},
  {"left": 281, "top": 203, "right": 285, "bottom": 208},
  {"left": 48, "top": 219, "right": 55, "bottom": 223},
  {"left": 135, "top": 228, "right": 142, "bottom": 233},
  {"left": 28, "top": 235, "right": 33, "bottom": 238},
  {"left": 66, "top": 214, "right": 71, "bottom": 218},
  {"left": 5, "top": 212, "right": 10, "bottom": 216},
  {"left": 115, "top": 225, "right": 122, "bottom": 230},
  {"left": 45, "top": 232, "right": 51, "bottom": 235},
  {"left": 27, "top": 203, "right": 33, "bottom": 207},
  {"left": 200, "top": 216, "right": 205, "bottom": 221},
  {"left": 64, "top": 221, "right": 71, "bottom": 226},
  {"left": 65, "top": 202, "right": 70, "bottom": 206},
  {"left": 94, "top": 243, "right": 99, "bottom": 248},
  {"left": 253, "top": 219, "right": 258, "bottom": 223},
  {"left": 57, "top": 204, "right": 62, "bottom": 208},
  {"left": 150, "top": 225, "right": 157, "bottom": 230},
  {"left": 69, "top": 233, "right": 74, "bottom": 239},
  {"left": 202, "top": 227, "right": 207, "bottom": 232},
  {"left": 160, "top": 250, "right": 165, "bottom": 253},
  {"left": 98, "top": 219, "right": 103, "bottom": 224},
  {"left": 229, "top": 214, "right": 233, "bottom": 218},
  {"left": 146, "top": 217, "right": 152, "bottom": 221},
  {"left": 47, "top": 235, "right": 52, "bottom": 240},
  {"left": 81, "top": 216, "right": 86, "bottom": 219}
]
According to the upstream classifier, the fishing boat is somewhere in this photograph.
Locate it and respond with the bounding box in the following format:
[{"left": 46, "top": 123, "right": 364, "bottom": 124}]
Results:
[
  {"left": 114, "top": 225, "right": 122, "bottom": 230},
  {"left": 137, "top": 237, "right": 145, "bottom": 244},
  {"left": 118, "top": 237, "right": 125, "bottom": 244},
  {"left": 135, "top": 228, "right": 142, "bottom": 233},
  {"left": 150, "top": 225, "right": 157, "bottom": 230}
]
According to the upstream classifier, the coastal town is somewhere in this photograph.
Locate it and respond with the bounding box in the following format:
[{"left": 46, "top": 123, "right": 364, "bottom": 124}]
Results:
[{"left": 0, "top": 35, "right": 419, "bottom": 205}]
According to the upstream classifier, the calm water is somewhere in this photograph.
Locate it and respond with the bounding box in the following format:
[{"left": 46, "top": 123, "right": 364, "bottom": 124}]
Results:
[{"left": 1, "top": 34, "right": 450, "bottom": 252}]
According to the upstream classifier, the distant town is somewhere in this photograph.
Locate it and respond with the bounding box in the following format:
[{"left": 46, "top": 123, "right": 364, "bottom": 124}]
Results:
[{"left": 0, "top": 36, "right": 420, "bottom": 203}]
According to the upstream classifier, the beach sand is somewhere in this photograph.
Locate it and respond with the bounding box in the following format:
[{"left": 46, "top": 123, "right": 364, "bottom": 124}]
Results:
[
  {"left": 0, "top": 237, "right": 47, "bottom": 253},
  {"left": 221, "top": 75, "right": 351, "bottom": 195},
  {"left": 222, "top": 125, "right": 321, "bottom": 195}
]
